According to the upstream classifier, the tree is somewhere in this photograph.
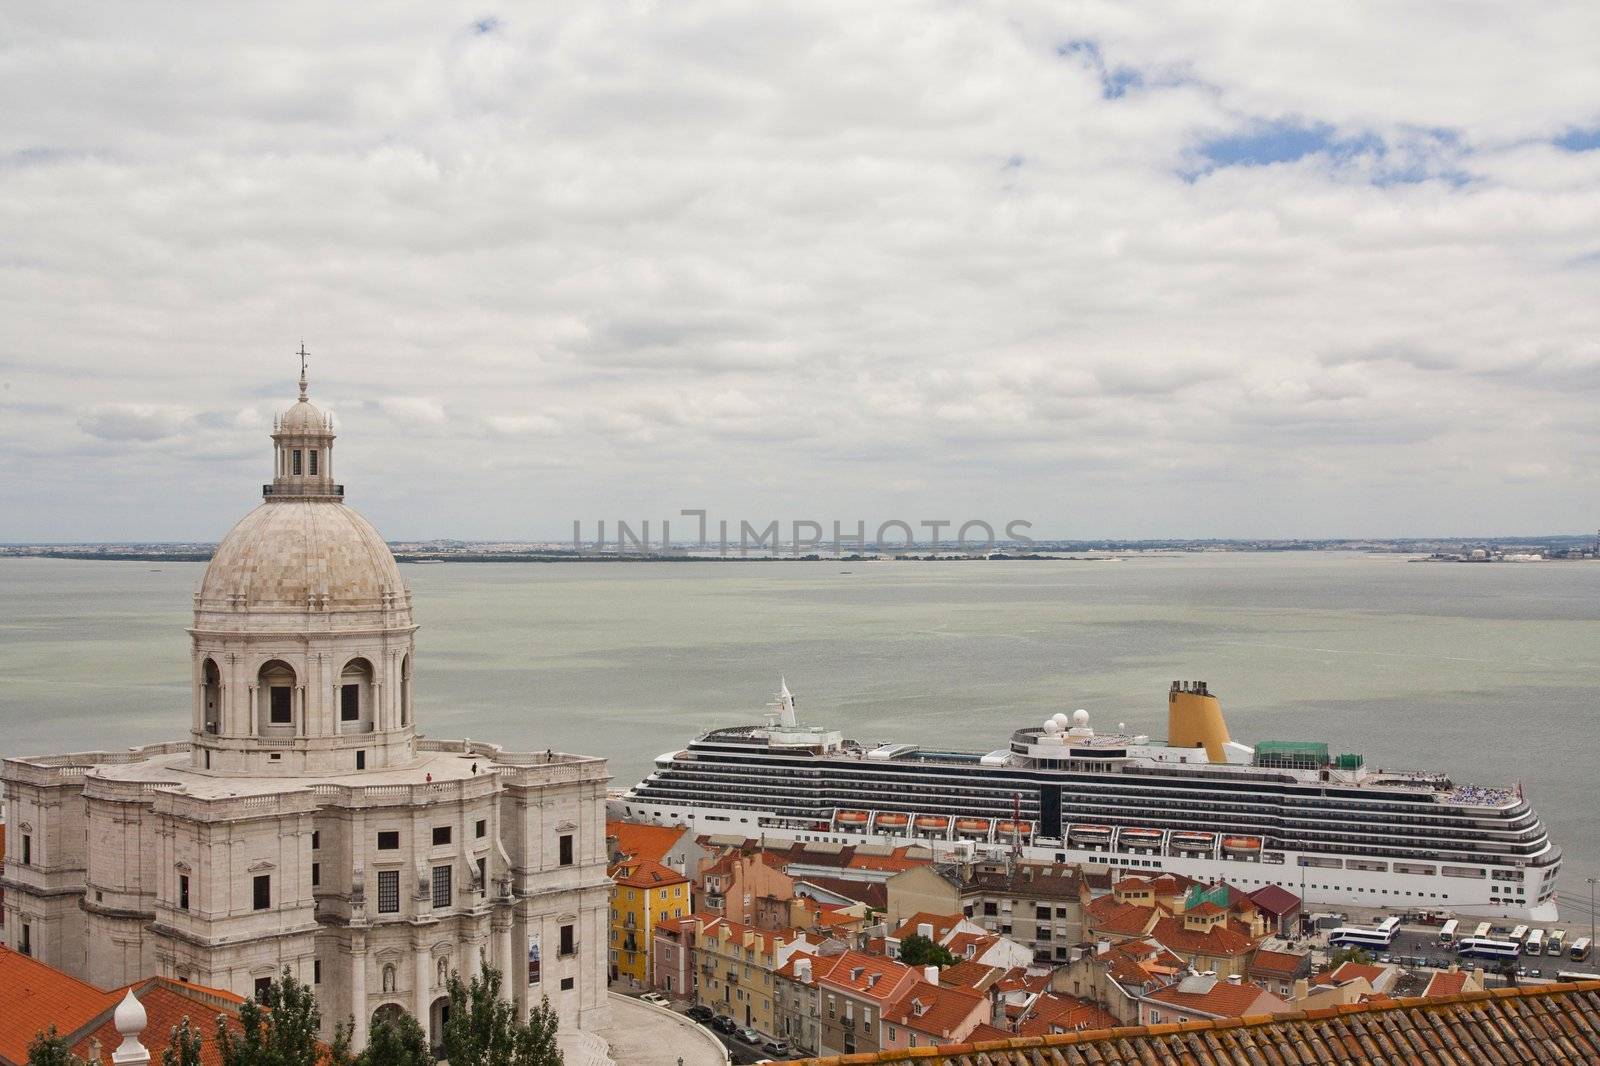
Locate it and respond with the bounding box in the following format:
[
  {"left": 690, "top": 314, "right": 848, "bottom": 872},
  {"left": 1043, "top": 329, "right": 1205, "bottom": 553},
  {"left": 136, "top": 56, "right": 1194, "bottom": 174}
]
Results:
[
  {"left": 357, "top": 1011, "right": 430, "bottom": 1066},
  {"left": 162, "top": 1017, "right": 205, "bottom": 1066},
  {"left": 216, "top": 968, "right": 351, "bottom": 1066},
  {"left": 899, "top": 934, "right": 956, "bottom": 968},
  {"left": 441, "top": 964, "right": 562, "bottom": 1066},
  {"left": 26, "top": 1028, "right": 93, "bottom": 1066},
  {"left": 1329, "top": 946, "right": 1373, "bottom": 967}
]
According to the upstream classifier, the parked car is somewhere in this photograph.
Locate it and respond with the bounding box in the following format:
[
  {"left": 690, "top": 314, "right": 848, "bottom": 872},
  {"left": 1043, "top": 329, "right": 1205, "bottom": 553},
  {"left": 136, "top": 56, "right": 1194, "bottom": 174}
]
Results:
[
  {"left": 638, "top": 992, "right": 669, "bottom": 1007},
  {"left": 763, "top": 1040, "right": 792, "bottom": 1057},
  {"left": 713, "top": 1015, "right": 738, "bottom": 1034},
  {"left": 738, "top": 1027, "right": 763, "bottom": 1045},
  {"left": 686, "top": 1005, "right": 715, "bottom": 1023}
]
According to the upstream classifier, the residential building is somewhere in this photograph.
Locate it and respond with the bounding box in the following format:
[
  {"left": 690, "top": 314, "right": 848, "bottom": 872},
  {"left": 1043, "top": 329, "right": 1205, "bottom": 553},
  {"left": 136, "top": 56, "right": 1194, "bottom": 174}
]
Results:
[
  {"left": 700, "top": 850, "right": 795, "bottom": 925},
  {"left": 1137, "top": 973, "right": 1289, "bottom": 1025},
  {"left": 880, "top": 977, "right": 987, "bottom": 1050},
  {"left": 959, "top": 862, "right": 1085, "bottom": 965},
  {"left": 608, "top": 821, "right": 707, "bottom": 875},
  {"left": 1246, "top": 947, "right": 1312, "bottom": 999},
  {"left": 772, "top": 951, "right": 826, "bottom": 1054},
  {"left": 608, "top": 857, "right": 689, "bottom": 985},
  {"left": 690, "top": 914, "right": 795, "bottom": 1036},
  {"left": 815, "top": 950, "right": 918, "bottom": 1056},
  {"left": 884, "top": 865, "right": 960, "bottom": 928}
]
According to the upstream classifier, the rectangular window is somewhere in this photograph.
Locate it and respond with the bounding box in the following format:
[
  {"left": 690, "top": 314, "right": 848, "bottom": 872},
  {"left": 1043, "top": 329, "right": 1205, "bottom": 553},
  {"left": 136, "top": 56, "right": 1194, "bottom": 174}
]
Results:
[
  {"left": 311, "top": 863, "right": 320, "bottom": 888},
  {"left": 355, "top": 750, "right": 365, "bottom": 770},
  {"left": 560, "top": 977, "right": 574, "bottom": 991},
  {"left": 253, "top": 875, "right": 271, "bottom": 911},
  {"left": 20, "top": 923, "right": 31, "bottom": 956},
  {"left": 475, "top": 819, "right": 487, "bottom": 839},
  {"left": 340, "top": 684, "right": 360, "bottom": 721},
  {"left": 179, "top": 874, "right": 190, "bottom": 910},
  {"left": 311, "top": 831, "right": 320, "bottom": 850},
  {"left": 21, "top": 835, "right": 30, "bottom": 865},
  {"left": 292, "top": 449, "right": 302, "bottom": 475},
  {"left": 255, "top": 977, "right": 272, "bottom": 1002},
  {"left": 559, "top": 834, "right": 574, "bottom": 866},
  {"left": 377, "top": 831, "right": 400, "bottom": 850},
  {"left": 308, "top": 450, "right": 318, "bottom": 476},
  {"left": 559, "top": 923, "right": 576, "bottom": 956},
  {"left": 314, "top": 959, "right": 321, "bottom": 984},
  {"left": 432, "top": 865, "right": 452, "bottom": 908},
  {"left": 433, "top": 826, "right": 452, "bottom": 846},
  {"left": 269, "top": 686, "right": 292, "bottom": 724},
  {"left": 378, "top": 870, "right": 400, "bottom": 913}
]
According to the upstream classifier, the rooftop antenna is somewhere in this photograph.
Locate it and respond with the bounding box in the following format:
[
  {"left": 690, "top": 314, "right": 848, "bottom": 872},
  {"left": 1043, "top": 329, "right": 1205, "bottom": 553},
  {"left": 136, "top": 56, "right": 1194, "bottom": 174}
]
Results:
[{"left": 297, "top": 342, "right": 310, "bottom": 400}]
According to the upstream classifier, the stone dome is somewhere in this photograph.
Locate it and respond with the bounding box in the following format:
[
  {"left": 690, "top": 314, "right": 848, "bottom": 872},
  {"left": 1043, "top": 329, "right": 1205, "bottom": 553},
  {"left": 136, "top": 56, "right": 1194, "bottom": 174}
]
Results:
[
  {"left": 200, "top": 499, "right": 406, "bottom": 609},
  {"left": 278, "top": 396, "right": 331, "bottom": 435}
]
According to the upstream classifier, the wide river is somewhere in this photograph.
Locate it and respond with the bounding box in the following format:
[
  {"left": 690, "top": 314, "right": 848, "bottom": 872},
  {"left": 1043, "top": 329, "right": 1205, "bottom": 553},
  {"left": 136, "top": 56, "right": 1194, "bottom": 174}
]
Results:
[{"left": 2, "top": 553, "right": 1596, "bottom": 919}]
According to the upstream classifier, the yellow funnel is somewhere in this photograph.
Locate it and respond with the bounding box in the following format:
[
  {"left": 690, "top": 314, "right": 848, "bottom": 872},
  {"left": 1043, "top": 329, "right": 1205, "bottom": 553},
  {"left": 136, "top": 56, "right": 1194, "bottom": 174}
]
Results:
[{"left": 1167, "top": 681, "right": 1230, "bottom": 763}]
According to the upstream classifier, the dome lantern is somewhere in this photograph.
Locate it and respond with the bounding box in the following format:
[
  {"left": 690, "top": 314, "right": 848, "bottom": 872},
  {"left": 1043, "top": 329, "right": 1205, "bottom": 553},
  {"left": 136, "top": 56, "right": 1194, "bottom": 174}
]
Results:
[{"left": 266, "top": 344, "right": 342, "bottom": 501}]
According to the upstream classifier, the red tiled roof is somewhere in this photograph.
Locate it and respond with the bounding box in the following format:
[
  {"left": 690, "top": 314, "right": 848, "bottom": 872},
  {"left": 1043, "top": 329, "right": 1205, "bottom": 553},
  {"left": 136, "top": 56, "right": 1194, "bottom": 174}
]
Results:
[
  {"left": 1246, "top": 883, "right": 1300, "bottom": 916},
  {"left": 1143, "top": 978, "right": 1283, "bottom": 1019},
  {"left": 817, "top": 951, "right": 918, "bottom": 1003},
  {"left": 1149, "top": 914, "right": 1255, "bottom": 958},
  {"left": 890, "top": 912, "right": 964, "bottom": 943},
  {"left": 1017, "top": 994, "right": 1119, "bottom": 1037},
  {"left": 883, "top": 981, "right": 987, "bottom": 1040},
  {"left": 787, "top": 982, "right": 1600, "bottom": 1066},
  {"left": 0, "top": 947, "right": 116, "bottom": 1064},
  {"left": 962, "top": 1023, "right": 1013, "bottom": 1044},
  {"left": 1247, "top": 948, "right": 1310, "bottom": 980},
  {"left": 607, "top": 820, "right": 686, "bottom": 865},
  {"left": 1423, "top": 971, "right": 1471, "bottom": 999},
  {"left": 611, "top": 857, "right": 689, "bottom": 889},
  {"left": 76, "top": 980, "right": 247, "bottom": 1066},
  {"left": 796, "top": 876, "right": 888, "bottom": 910},
  {"left": 1319, "top": 961, "right": 1387, "bottom": 988},
  {"left": 939, "top": 961, "right": 1000, "bottom": 991}
]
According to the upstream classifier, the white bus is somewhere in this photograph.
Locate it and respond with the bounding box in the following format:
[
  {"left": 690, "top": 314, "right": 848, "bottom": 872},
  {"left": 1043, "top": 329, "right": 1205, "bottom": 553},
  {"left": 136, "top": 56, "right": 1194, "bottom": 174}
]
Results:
[
  {"left": 1439, "top": 919, "right": 1459, "bottom": 944},
  {"left": 1525, "top": 929, "right": 1545, "bottom": 955},
  {"left": 1456, "top": 937, "right": 1521, "bottom": 962},
  {"left": 1509, "top": 924, "right": 1529, "bottom": 944},
  {"left": 1570, "top": 937, "right": 1591, "bottom": 962},
  {"left": 1557, "top": 970, "right": 1600, "bottom": 982},
  {"left": 1329, "top": 916, "right": 1399, "bottom": 951},
  {"left": 1547, "top": 930, "right": 1566, "bottom": 957},
  {"left": 1472, "top": 922, "right": 1492, "bottom": 939}
]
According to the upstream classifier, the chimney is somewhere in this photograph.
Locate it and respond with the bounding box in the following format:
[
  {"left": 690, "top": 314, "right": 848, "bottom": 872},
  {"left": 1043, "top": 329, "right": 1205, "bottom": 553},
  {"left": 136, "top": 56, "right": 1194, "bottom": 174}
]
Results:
[
  {"left": 1472, "top": 967, "right": 1485, "bottom": 987},
  {"left": 796, "top": 958, "right": 812, "bottom": 982},
  {"left": 111, "top": 990, "right": 150, "bottom": 1066},
  {"left": 917, "top": 922, "right": 934, "bottom": 939},
  {"left": 925, "top": 965, "right": 940, "bottom": 985},
  {"left": 1226, "top": 974, "right": 1241, "bottom": 984},
  {"left": 1292, "top": 977, "right": 1309, "bottom": 1002}
]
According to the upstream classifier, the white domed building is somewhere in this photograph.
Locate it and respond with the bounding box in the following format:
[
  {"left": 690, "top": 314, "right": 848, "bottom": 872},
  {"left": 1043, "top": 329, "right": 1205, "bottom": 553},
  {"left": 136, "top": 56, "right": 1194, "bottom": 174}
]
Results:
[{"left": 2, "top": 367, "right": 614, "bottom": 1053}]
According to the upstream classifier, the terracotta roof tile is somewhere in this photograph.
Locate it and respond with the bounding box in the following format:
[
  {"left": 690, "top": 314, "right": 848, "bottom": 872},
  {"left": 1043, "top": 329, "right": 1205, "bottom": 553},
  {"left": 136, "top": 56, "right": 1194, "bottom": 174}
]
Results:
[
  {"left": 607, "top": 820, "right": 687, "bottom": 865},
  {"left": 882, "top": 981, "right": 987, "bottom": 1040},
  {"left": 610, "top": 856, "right": 690, "bottom": 889},
  {"left": 0, "top": 947, "right": 116, "bottom": 1064},
  {"left": 781, "top": 980, "right": 1600, "bottom": 1066}
]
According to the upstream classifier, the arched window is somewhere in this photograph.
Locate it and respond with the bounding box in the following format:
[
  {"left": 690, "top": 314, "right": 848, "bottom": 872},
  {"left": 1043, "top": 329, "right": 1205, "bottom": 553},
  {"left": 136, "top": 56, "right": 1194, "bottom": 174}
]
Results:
[
  {"left": 382, "top": 964, "right": 396, "bottom": 993},
  {"left": 202, "top": 658, "right": 222, "bottom": 734},
  {"left": 340, "top": 657, "right": 375, "bottom": 734},
  {"left": 257, "top": 660, "right": 296, "bottom": 731},
  {"left": 400, "top": 654, "right": 412, "bottom": 727}
]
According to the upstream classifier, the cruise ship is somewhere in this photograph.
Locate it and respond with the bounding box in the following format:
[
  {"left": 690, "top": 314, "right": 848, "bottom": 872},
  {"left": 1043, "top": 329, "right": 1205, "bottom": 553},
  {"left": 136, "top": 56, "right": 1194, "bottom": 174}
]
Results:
[{"left": 620, "top": 680, "right": 1560, "bottom": 921}]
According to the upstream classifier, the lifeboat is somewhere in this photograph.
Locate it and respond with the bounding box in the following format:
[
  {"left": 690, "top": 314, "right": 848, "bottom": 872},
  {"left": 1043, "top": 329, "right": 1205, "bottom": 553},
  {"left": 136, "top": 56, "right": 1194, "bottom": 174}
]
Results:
[
  {"left": 836, "top": 810, "right": 869, "bottom": 826},
  {"left": 1120, "top": 828, "right": 1164, "bottom": 847},
  {"left": 915, "top": 815, "right": 950, "bottom": 831},
  {"left": 1070, "top": 824, "right": 1112, "bottom": 839},
  {"left": 956, "top": 818, "right": 992, "bottom": 835},
  {"left": 996, "top": 820, "right": 1033, "bottom": 836},
  {"left": 1171, "top": 831, "right": 1215, "bottom": 846},
  {"left": 876, "top": 812, "right": 909, "bottom": 828},
  {"left": 1222, "top": 835, "right": 1262, "bottom": 852}
]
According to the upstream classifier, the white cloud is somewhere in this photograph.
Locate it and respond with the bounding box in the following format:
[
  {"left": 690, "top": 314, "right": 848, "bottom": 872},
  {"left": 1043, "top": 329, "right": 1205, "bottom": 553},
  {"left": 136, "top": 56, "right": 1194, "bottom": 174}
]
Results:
[{"left": 3, "top": 2, "right": 1600, "bottom": 539}]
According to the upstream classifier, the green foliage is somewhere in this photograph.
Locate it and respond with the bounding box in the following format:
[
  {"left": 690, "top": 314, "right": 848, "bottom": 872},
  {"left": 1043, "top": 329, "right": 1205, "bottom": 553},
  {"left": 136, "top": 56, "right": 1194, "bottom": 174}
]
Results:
[
  {"left": 26, "top": 1027, "right": 92, "bottom": 1066},
  {"left": 899, "top": 934, "right": 957, "bottom": 968},
  {"left": 162, "top": 1017, "right": 205, "bottom": 1066},
  {"left": 441, "top": 964, "right": 562, "bottom": 1066},
  {"left": 357, "top": 1011, "right": 430, "bottom": 1066},
  {"left": 1329, "top": 946, "right": 1373, "bottom": 967},
  {"left": 216, "top": 967, "right": 351, "bottom": 1066}
]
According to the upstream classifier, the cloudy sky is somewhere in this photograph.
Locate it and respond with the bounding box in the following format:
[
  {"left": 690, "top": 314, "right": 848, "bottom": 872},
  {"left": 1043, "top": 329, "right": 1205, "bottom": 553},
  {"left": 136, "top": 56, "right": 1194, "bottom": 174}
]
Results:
[{"left": 4, "top": 3, "right": 1600, "bottom": 542}]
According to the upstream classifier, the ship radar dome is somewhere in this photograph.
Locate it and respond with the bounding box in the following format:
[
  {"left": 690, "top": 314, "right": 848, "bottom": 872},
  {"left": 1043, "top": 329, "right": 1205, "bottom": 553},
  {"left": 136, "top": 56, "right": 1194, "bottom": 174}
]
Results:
[
  {"left": 1072, "top": 708, "right": 1090, "bottom": 728},
  {"left": 1051, "top": 712, "right": 1070, "bottom": 729},
  {"left": 1042, "top": 719, "right": 1061, "bottom": 734}
]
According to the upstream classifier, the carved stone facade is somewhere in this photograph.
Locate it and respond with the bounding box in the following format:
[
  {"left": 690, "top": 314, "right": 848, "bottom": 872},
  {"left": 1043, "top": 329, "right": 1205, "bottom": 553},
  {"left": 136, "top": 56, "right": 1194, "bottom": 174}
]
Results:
[{"left": 1, "top": 366, "right": 612, "bottom": 1051}]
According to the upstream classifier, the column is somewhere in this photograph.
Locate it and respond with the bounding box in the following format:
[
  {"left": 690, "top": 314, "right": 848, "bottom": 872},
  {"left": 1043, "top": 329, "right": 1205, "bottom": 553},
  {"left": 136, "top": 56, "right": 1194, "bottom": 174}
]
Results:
[
  {"left": 414, "top": 945, "right": 431, "bottom": 1036},
  {"left": 350, "top": 936, "right": 369, "bottom": 1049},
  {"left": 496, "top": 917, "right": 513, "bottom": 989}
]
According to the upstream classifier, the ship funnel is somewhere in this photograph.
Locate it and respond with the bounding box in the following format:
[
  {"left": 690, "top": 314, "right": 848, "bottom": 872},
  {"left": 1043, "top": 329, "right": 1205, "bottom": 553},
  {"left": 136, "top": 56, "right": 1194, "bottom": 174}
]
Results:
[{"left": 1167, "top": 680, "right": 1230, "bottom": 763}]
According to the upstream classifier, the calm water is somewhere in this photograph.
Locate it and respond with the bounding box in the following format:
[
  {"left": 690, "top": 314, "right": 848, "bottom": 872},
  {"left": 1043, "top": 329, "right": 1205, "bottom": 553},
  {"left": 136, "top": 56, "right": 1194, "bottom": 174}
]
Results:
[{"left": 2, "top": 553, "right": 1597, "bottom": 912}]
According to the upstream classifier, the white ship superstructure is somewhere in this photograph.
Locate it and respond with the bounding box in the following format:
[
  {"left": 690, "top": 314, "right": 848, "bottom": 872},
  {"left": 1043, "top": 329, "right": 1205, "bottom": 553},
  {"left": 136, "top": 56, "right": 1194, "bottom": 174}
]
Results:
[{"left": 621, "top": 680, "right": 1561, "bottom": 921}]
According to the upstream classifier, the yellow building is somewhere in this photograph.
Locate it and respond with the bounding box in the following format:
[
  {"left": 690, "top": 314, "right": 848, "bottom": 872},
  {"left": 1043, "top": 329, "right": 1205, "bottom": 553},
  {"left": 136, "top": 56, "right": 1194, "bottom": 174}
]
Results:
[{"left": 609, "top": 857, "right": 690, "bottom": 986}]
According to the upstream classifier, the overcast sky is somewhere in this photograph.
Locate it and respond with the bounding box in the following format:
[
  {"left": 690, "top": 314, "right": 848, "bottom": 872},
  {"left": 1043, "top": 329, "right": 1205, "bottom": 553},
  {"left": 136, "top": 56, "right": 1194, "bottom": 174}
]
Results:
[{"left": 3, "top": 3, "right": 1600, "bottom": 542}]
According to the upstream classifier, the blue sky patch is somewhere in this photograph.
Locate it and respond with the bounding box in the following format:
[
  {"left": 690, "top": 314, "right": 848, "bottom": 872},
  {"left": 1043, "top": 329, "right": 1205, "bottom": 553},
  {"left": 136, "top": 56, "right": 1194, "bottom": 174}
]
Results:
[
  {"left": 1555, "top": 127, "right": 1600, "bottom": 152},
  {"left": 1057, "top": 39, "right": 1149, "bottom": 100}
]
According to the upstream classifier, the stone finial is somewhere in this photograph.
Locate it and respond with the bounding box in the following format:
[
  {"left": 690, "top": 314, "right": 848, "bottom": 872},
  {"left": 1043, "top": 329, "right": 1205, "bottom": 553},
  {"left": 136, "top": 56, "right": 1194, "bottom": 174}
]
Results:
[{"left": 111, "top": 989, "right": 151, "bottom": 1065}]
